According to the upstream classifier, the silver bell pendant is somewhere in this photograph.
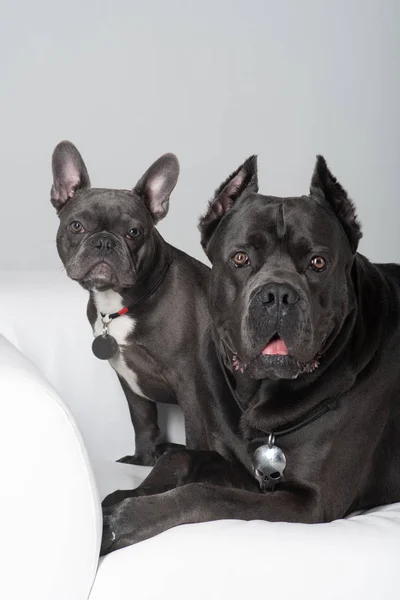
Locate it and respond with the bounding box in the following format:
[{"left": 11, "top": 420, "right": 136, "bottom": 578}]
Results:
[{"left": 252, "top": 434, "right": 286, "bottom": 491}]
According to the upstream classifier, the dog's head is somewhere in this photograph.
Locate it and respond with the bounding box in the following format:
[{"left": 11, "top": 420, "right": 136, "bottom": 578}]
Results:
[
  {"left": 199, "top": 156, "right": 362, "bottom": 380},
  {"left": 50, "top": 141, "right": 179, "bottom": 292}
]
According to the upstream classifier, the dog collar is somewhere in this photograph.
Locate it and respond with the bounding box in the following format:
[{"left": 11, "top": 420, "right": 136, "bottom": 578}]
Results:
[
  {"left": 216, "top": 350, "right": 338, "bottom": 491},
  {"left": 92, "top": 261, "right": 171, "bottom": 360}
]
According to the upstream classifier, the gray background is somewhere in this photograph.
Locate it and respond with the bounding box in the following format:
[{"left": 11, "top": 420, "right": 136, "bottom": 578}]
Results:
[{"left": 1, "top": 0, "right": 399, "bottom": 269}]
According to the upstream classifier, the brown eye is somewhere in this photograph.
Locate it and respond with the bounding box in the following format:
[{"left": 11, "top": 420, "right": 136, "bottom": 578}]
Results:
[
  {"left": 70, "top": 221, "right": 85, "bottom": 234},
  {"left": 310, "top": 256, "right": 326, "bottom": 272},
  {"left": 232, "top": 252, "right": 250, "bottom": 268}
]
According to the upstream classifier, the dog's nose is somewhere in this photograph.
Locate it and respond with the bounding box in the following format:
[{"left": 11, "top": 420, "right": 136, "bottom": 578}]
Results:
[
  {"left": 259, "top": 282, "right": 299, "bottom": 315},
  {"left": 94, "top": 236, "right": 116, "bottom": 252}
]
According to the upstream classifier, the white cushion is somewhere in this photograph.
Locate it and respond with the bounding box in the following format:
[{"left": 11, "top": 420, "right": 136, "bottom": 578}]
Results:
[
  {"left": 90, "top": 503, "right": 400, "bottom": 600},
  {"left": 0, "top": 334, "right": 101, "bottom": 600}
]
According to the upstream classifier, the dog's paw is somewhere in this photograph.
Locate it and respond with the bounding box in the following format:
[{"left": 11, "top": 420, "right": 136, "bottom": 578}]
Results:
[
  {"left": 117, "top": 452, "right": 158, "bottom": 466},
  {"left": 117, "top": 443, "right": 186, "bottom": 466}
]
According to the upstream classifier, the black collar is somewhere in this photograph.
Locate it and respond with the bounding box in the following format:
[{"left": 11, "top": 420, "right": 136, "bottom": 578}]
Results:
[{"left": 217, "top": 350, "right": 338, "bottom": 440}]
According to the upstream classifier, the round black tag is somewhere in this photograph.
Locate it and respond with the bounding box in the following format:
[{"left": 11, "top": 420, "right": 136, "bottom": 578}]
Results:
[{"left": 92, "top": 334, "right": 119, "bottom": 360}]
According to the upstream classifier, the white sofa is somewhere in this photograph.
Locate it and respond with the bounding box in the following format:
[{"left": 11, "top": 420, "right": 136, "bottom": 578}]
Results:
[{"left": 0, "top": 270, "right": 399, "bottom": 600}]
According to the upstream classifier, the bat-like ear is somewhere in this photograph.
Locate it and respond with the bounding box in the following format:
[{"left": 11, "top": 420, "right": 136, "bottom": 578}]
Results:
[
  {"left": 50, "top": 141, "right": 90, "bottom": 213},
  {"left": 133, "top": 153, "right": 180, "bottom": 224},
  {"left": 310, "top": 155, "right": 362, "bottom": 253},
  {"left": 198, "top": 155, "right": 258, "bottom": 251}
]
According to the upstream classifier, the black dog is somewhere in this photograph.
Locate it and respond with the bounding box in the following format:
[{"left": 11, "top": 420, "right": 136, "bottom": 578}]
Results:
[
  {"left": 50, "top": 141, "right": 244, "bottom": 466},
  {"left": 101, "top": 155, "right": 400, "bottom": 553}
]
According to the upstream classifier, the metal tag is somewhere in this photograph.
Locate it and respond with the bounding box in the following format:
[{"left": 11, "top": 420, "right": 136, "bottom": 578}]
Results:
[
  {"left": 252, "top": 434, "right": 286, "bottom": 491},
  {"left": 92, "top": 315, "right": 119, "bottom": 360},
  {"left": 92, "top": 334, "right": 119, "bottom": 360}
]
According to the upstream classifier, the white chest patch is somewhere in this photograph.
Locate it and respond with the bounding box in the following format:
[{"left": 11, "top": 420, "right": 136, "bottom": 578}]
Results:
[{"left": 93, "top": 290, "right": 149, "bottom": 400}]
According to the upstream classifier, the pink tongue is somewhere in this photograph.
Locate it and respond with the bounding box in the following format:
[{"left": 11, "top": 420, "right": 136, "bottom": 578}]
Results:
[{"left": 262, "top": 337, "right": 289, "bottom": 356}]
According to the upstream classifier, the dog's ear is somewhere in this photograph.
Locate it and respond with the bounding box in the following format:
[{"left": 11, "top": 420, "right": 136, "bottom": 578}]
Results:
[
  {"left": 51, "top": 141, "right": 91, "bottom": 213},
  {"left": 134, "top": 153, "right": 180, "bottom": 223},
  {"left": 198, "top": 155, "right": 258, "bottom": 251},
  {"left": 310, "top": 155, "right": 362, "bottom": 253}
]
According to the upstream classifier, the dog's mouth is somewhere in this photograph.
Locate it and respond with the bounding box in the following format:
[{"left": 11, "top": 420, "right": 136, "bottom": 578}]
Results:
[
  {"left": 233, "top": 334, "right": 288, "bottom": 371},
  {"left": 232, "top": 334, "right": 319, "bottom": 378},
  {"left": 79, "top": 261, "right": 118, "bottom": 291},
  {"left": 88, "top": 262, "right": 115, "bottom": 280}
]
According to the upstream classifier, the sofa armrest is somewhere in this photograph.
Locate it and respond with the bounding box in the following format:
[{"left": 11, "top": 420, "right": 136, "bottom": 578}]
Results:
[{"left": 0, "top": 334, "right": 101, "bottom": 600}]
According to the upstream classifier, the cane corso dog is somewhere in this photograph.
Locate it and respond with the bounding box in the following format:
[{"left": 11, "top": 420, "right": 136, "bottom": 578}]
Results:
[
  {"left": 51, "top": 141, "right": 245, "bottom": 466},
  {"left": 101, "top": 155, "right": 400, "bottom": 554}
]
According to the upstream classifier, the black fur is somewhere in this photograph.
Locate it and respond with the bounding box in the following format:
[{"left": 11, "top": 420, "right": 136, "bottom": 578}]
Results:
[
  {"left": 199, "top": 155, "right": 258, "bottom": 251},
  {"left": 51, "top": 141, "right": 244, "bottom": 467},
  {"left": 101, "top": 156, "right": 400, "bottom": 555},
  {"left": 310, "top": 155, "right": 362, "bottom": 253}
]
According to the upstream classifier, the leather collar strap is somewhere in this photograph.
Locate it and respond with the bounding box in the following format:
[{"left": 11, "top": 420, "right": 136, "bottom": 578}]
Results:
[
  {"left": 216, "top": 350, "right": 338, "bottom": 439},
  {"left": 101, "top": 261, "right": 171, "bottom": 321}
]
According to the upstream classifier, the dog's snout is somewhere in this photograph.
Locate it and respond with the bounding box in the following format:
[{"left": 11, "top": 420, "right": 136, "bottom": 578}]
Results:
[
  {"left": 259, "top": 282, "right": 299, "bottom": 315},
  {"left": 93, "top": 235, "right": 116, "bottom": 252}
]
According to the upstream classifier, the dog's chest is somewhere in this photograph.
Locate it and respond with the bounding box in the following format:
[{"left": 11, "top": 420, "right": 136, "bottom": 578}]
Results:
[{"left": 92, "top": 290, "right": 149, "bottom": 400}]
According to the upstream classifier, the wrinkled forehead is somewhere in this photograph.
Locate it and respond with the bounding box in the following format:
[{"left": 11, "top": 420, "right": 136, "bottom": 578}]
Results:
[
  {"left": 59, "top": 188, "right": 148, "bottom": 222},
  {"left": 221, "top": 194, "right": 347, "bottom": 251}
]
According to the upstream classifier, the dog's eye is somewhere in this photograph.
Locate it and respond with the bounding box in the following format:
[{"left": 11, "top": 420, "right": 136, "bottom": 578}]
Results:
[
  {"left": 309, "top": 256, "right": 327, "bottom": 272},
  {"left": 126, "top": 228, "right": 141, "bottom": 240},
  {"left": 70, "top": 221, "right": 85, "bottom": 234},
  {"left": 232, "top": 252, "right": 250, "bottom": 268}
]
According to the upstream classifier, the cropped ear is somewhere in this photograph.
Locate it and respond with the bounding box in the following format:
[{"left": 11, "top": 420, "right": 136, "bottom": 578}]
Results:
[
  {"left": 310, "top": 155, "right": 362, "bottom": 253},
  {"left": 198, "top": 155, "right": 258, "bottom": 250},
  {"left": 51, "top": 141, "right": 90, "bottom": 213},
  {"left": 134, "top": 153, "right": 180, "bottom": 223}
]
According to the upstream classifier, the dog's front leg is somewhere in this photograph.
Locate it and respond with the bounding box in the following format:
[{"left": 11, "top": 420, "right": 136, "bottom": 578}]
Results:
[
  {"left": 117, "top": 375, "right": 161, "bottom": 466},
  {"left": 101, "top": 482, "right": 320, "bottom": 555},
  {"left": 102, "top": 447, "right": 257, "bottom": 508}
]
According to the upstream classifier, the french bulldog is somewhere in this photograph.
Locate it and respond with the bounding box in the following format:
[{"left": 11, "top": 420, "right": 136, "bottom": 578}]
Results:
[{"left": 50, "top": 141, "right": 242, "bottom": 466}]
